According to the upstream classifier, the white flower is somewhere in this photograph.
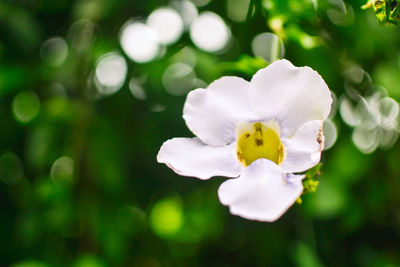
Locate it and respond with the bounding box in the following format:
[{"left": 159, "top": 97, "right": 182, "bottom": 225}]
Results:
[{"left": 157, "top": 59, "right": 332, "bottom": 222}]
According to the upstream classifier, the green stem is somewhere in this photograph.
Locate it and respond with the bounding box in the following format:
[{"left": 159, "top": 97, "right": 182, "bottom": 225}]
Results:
[{"left": 245, "top": 0, "right": 255, "bottom": 22}]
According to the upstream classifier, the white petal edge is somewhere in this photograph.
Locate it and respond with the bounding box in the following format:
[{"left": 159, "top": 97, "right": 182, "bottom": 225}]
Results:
[
  {"left": 218, "top": 158, "right": 304, "bottom": 222},
  {"left": 250, "top": 59, "right": 332, "bottom": 138},
  {"left": 157, "top": 137, "right": 243, "bottom": 180},
  {"left": 183, "top": 76, "right": 257, "bottom": 146},
  {"left": 281, "top": 120, "right": 324, "bottom": 173}
]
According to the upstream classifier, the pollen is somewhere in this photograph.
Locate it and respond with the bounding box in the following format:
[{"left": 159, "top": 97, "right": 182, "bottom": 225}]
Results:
[{"left": 236, "top": 122, "right": 284, "bottom": 167}]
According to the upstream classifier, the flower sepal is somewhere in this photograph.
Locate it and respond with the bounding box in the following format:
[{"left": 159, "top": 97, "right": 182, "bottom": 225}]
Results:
[{"left": 296, "top": 163, "right": 322, "bottom": 204}]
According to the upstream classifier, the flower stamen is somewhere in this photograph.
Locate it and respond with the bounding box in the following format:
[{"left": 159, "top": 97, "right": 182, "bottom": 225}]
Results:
[{"left": 236, "top": 122, "right": 284, "bottom": 167}]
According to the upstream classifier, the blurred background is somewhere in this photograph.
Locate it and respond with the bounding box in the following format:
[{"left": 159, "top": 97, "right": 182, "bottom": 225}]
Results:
[{"left": 1, "top": 0, "right": 400, "bottom": 266}]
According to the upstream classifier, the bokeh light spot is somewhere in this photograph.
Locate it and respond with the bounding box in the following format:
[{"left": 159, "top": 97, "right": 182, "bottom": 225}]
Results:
[
  {"left": 357, "top": 96, "right": 380, "bottom": 130},
  {"left": 190, "top": 0, "right": 211, "bottom": 7},
  {"left": 12, "top": 91, "right": 40, "bottom": 124},
  {"left": 352, "top": 127, "right": 378, "bottom": 154},
  {"left": 227, "top": 0, "right": 251, "bottom": 23},
  {"left": 147, "top": 8, "right": 184, "bottom": 45},
  {"left": 40, "top": 36, "right": 69, "bottom": 67},
  {"left": 339, "top": 97, "right": 359, "bottom": 127},
  {"left": 67, "top": 19, "right": 96, "bottom": 53},
  {"left": 150, "top": 103, "right": 166, "bottom": 113},
  {"left": 94, "top": 52, "right": 127, "bottom": 96},
  {"left": 172, "top": 0, "right": 198, "bottom": 28},
  {"left": 379, "top": 97, "right": 399, "bottom": 129},
  {"left": 190, "top": 12, "right": 230, "bottom": 53},
  {"left": 251, "top": 32, "right": 284, "bottom": 63},
  {"left": 120, "top": 22, "right": 160, "bottom": 63},
  {"left": 343, "top": 65, "right": 364, "bottom": 84},
  {"left": 300, "top": 34, "right": 318, "bottom": 50},
  {"left": 50, "top": 156, "right": 75, "bottom": 186},
  {"left": 327, "top": 0, "right": 353, "bottom": 26},
  {"left": 162, "top": 63, "right": 196, "bottom": 96},
  {"left": 129, "top": 78, "right": 147, "bottom": 100},
  {"left": 172, "top": 46, "right": 197, "bottom": 67},
  {"left": 323, "top": 119, "right": 338, "bottom": 150},
  {"left": 378, "top": 128, "right": 398, "bottom": 149},
  {"left": 150, "top": 197, "right": 183, "bottom": 237}
]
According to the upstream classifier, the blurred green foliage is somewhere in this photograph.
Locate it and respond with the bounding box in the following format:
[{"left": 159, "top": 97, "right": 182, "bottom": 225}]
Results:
[
  {"left": 362, "top": 0, "right": 400, "bottom": 25},
  {"left": 1, "top": 0, "right": 400, "bottom": 266}
]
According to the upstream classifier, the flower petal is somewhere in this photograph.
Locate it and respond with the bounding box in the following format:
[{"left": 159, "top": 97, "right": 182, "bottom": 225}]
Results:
[
  {"left": 183, "top": 77, "right": 256, "bottom": 146},
  {"left": 218, "top": 158, "right": 304, "bottom": 222},
  {"left": 250, "top": 59, "right": 332, "bottom": 137},
  {"left": 281, "top": 120, "right": 323, "bottom": 173},
  {"left": 157, "top": 137, "right": 243, "bottom": 180}
]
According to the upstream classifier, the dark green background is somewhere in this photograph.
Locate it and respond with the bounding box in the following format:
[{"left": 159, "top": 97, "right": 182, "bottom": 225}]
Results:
[{"left": 1, "top": 0, "right": 400, "bottom": 266}]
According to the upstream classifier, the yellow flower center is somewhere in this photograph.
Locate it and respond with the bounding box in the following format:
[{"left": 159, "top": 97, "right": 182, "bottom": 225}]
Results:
[{"left": 236, "top": 122, "right": 284, "bottom": 167}]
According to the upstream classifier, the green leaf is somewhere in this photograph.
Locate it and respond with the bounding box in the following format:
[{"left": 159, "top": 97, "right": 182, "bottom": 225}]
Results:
[{"left": 217, "top": 55, "right": 268, "bottom": 77}]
